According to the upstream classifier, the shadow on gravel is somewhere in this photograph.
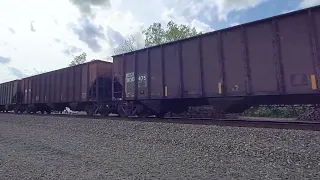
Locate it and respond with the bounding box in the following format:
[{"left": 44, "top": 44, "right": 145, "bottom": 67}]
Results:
[{"left": 10, "top": 112, "right": 320, "bottom": 132}]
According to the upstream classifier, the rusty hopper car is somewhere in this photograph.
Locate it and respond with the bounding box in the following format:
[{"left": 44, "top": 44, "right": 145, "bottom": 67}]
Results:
[
  {"left": 0, "top": 80, "right": 22, "bottom": 112},
  {"left": 113, "top": 5, "right": 320, "bottom": 118},
  {"left": 17, "top": 60, "right": 114, "bottom": 115}
]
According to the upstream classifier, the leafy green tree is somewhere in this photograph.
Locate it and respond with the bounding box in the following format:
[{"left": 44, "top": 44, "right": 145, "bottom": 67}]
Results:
[
  {"left": 113, "top": 35, "right": 143, "bottom": 55},
  {"left": 143, "top": 21, "right": 201, "bottom": 47},
  {"left": 114, "top": 21, "right": 202, "bottom": 54},
  {"left": 69, "top": 52, "right": 87, "bottom": 66}
]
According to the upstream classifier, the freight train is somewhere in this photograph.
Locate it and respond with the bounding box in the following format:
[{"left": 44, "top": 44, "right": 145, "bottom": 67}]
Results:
[{"left": 1, "top": 5, "right": 320, "bottom": 118}]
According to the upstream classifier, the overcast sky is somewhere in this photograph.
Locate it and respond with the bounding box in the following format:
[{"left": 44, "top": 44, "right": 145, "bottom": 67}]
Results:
[{"left": 0, "top": 0, "right": 318, "bottom": 83}]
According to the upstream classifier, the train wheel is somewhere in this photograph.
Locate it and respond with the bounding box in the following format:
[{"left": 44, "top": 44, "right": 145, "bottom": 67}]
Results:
[
  {"left": 26, "top": 107, "right": 32, "bottom": 114},
  {"left": 14, "top": 107, "right": 19, "bottom": 114},
  {"left": 155, "top": 112, "right": 166, "bottom": 118},
  {"left": 136, "top": 107, "right": 150, "bottom": 118},
  {"left": 46, "top": 110, "right": 51, "bottom": 114},
  {"left": 41, "top": 111, "right": 45, "bottom": 114},
  {"left": 117, "top": 106, "right": 127, "bottom": 118},
  {"left": 99, "top": 107, "right": 110, "bottom": 117},
  {"left": 85, "top": 105, "right": 96, "bottom": 116}
]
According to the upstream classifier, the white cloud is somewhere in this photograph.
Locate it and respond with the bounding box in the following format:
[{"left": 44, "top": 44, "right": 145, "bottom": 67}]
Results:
[
  {"left": 300, "top": 0, "right": 320, "bottom": 8},
  {"left": 0, "top": 0, "right": 266, "bottom": 83}
]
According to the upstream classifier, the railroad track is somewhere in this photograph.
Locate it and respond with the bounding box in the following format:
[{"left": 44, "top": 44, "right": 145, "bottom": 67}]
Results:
[{"left": 2, "top": 111, "right": 320, "bottom": 131}]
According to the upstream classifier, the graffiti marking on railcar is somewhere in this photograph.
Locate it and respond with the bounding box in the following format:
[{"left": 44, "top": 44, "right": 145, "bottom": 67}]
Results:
[
  {"left": 125, "top": 72, "right": 135, "bottom": 97},
  {"left": 82, "top": 93, "right": 87, "bottom": 99},
  {"left": 232, "top": 85, "right": 239, "bottom": 92},
  {"left": 126, "top": 72, "right": 135, "bottom": 83},
  {"left": 138, "top": 74, "right": 147, "bottom": 88}
]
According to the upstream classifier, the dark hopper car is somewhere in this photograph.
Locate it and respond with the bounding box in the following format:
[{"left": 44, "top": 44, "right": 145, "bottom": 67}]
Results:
[
  {"left": 15, "top": 60, "right": 117, "bottom": 115},
  {"left": 0, "top": 80, "right": 22, "bottom": 112},
  {"left": 112, "top": 5, "right": 320, "bottom": 118}
]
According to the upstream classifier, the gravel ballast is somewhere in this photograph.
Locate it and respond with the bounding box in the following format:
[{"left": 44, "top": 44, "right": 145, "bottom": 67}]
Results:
[{"left": 0, "top": 114, "right": 320, "bottom": 179}]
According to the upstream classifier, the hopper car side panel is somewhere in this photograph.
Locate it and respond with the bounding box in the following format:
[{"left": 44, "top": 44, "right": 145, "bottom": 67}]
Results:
[
  {"left": 0, "top": 84, "right": 2, "bottom": 105},
  {"left": 113, "top": 56, "right": 124, "bottom": 99},
  {"left": 96, "top": 61, "right": 113, "bottom": 101},
  {"left": 61, "top": 68, "right": 68, "bottom": 102},
  {"left": 164, "top": 43, "right": 181, "bottom": 98},
  {"left": 27, "top": 78, "right": 31, "bottom": 104},
  {"left": 245, "top": 20, "right": 279, "bottom": 94},
  {"left": 136, "top": 50, "right": 149, "bottom": 99},
  {"left": 221, "top": 27, "right": 247, "bottom": 96},
  {"left": 81, "top": 63, "right": 89, "bottom": 101},
  {"left": 40, "top": 74, "right": 45, "bottom": 103},
  {"left": 44, "top": 73, "right": 50, "bottom": 103},
  {"left": 181, "top": 38, "right": 202, "bottom": 98},
  {"left": 0, "top": 80, "right": 21, "bottom": 111},
  {"left": 67, "top": 66, "right": 74, "bottom": 102},
  {"left": 149, "top": 47, "right": 163, "bottom": 99},
  {"left": 200, "top": 33, "right": 222, "bottom": 96},
  {"left": 48, "top": 72, "right": 56, "bottom": 103},
  {"left": 15, "top": 60, "right": 114, "bottom": 114},
  {"left": 277, "top": 11, "right": 316, "bottom": 94},
  {"left": 125, "top": 54, "right": 136, "bottom": 100},
  {"left": 73, "top": 65, "right": 82, "bottom": 102}
]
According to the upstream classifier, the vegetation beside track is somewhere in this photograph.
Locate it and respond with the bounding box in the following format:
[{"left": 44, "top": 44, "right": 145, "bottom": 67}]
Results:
[{"left": 243, "top": 105, "right": 310, "bottom": 118}]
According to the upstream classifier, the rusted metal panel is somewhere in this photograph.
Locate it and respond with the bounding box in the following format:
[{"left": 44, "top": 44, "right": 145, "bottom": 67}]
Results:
[
  {"left": 149, "top": 47, "right": 163, "bottom": 99},
  {"left": 277, "top": 11, "right": 315, "bottom": 94},
  {"left": 181, "top": 38, "right": 202, "bottom": 97},
  {"left": 124, "top": 54, "right": 136, "bottom": 100},
  {"left": 164, "top": 43, "right": 180, "bottom": 98},
  {"left": 136, "top": 50, "right": 149, "bottom": 99},
  {"left": 201, "top": 34, "right": 222, "bottom": 96},
  {"left": 221, "top": 27, "right": 247, "bottom": 96},
  {"left": 245, "top": 21, "right": 279, "bottom": 94}
]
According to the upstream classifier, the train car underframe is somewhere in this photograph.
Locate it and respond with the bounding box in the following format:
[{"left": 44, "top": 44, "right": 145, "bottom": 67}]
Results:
[
  {"left": 11, "top": 101, "right": 115, "bottom": 116},
  {"left": 116, "top": 94, "right": 320, "bottom": 118}
]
